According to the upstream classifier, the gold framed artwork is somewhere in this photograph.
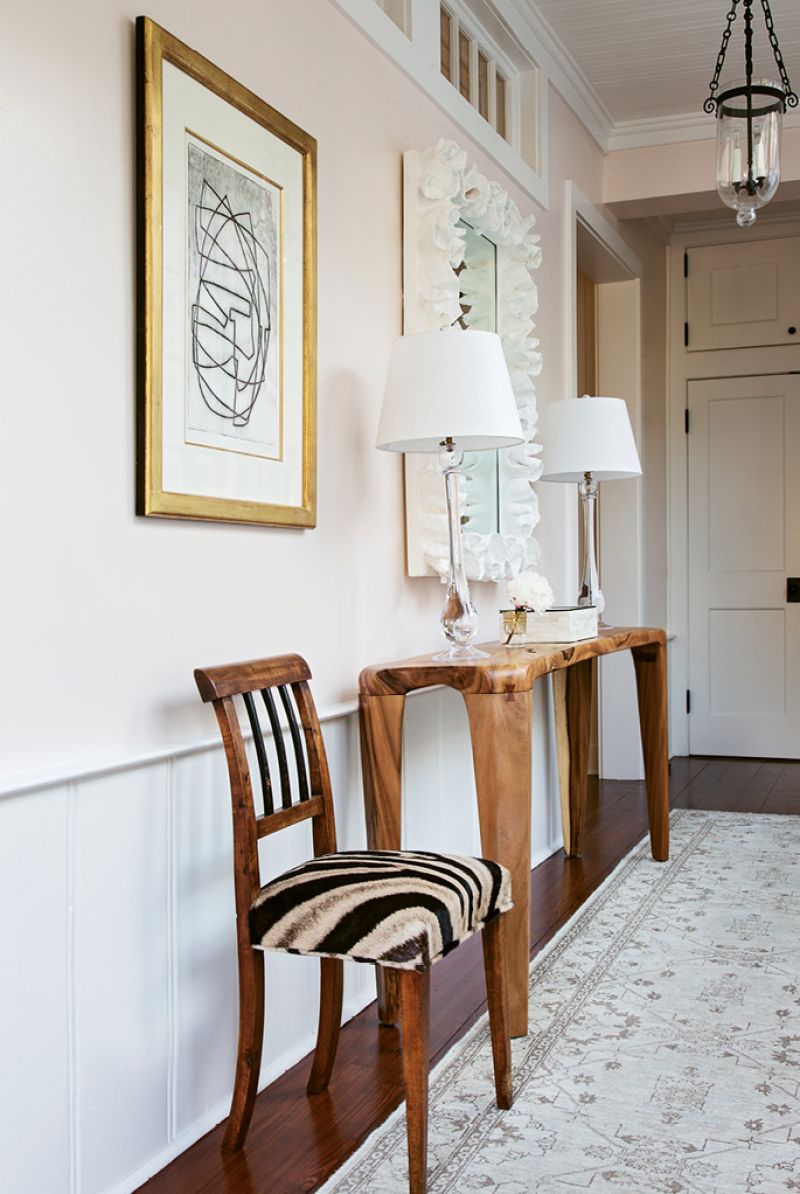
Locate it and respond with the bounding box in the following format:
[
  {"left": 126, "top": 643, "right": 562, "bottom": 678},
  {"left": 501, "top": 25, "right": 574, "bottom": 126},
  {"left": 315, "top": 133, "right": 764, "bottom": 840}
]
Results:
[{"left": 136, "top": 16, "right": 317, "bottom": 527}]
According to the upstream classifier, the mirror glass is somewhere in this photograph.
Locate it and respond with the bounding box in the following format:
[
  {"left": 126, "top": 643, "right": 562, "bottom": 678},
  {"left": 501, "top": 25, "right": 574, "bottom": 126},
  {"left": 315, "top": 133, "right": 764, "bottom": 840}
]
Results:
[{"left": 458, "top": 221, "right": 501, "bottom": 535}]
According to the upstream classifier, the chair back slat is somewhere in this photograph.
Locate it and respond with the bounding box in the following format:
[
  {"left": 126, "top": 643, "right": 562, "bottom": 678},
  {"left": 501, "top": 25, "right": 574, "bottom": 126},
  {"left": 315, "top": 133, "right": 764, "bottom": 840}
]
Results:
[
  {"left": 194, "top": 655, "right": 338, "bottom": 925},
  {"left": 278, "top": 684, "right": 311, "bottom": 803},
  {"left": 292, "top": 680, "right": 337, "bottom": 857},
  {"left": 242, "top": 690, "right": 275, "bottom": 816},
  {"left": 261, "top": 687, "right": 292, "bottom": 810}
]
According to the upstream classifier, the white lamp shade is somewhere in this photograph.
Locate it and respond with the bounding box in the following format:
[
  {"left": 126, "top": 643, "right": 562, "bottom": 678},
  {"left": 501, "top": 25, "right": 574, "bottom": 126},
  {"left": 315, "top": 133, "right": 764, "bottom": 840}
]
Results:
[
  {"left": 540, "top": 397, "right": 642, "bottom": 481},
  {"left": 376, "top": 328, "right": 524, "bottom": 453}
]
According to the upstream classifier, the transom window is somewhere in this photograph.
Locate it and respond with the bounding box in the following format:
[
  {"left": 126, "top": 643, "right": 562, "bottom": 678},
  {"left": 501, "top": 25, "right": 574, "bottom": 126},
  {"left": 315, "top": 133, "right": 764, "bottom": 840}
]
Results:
[{"left": 440, "top": 4, "right": 508, "bottom": 141}]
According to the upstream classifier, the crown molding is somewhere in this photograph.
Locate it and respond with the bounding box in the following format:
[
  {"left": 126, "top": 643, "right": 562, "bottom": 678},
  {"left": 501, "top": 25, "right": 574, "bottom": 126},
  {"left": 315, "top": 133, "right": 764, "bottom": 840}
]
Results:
[
  {"left": 607, "top": 112, "right": 715, "bottom": 151},
  {"left": 607, "top": 107, "right": 800, "bottom": 151},
  {"left": 670, "top": 207, "right": 800, "bottom": 236}
]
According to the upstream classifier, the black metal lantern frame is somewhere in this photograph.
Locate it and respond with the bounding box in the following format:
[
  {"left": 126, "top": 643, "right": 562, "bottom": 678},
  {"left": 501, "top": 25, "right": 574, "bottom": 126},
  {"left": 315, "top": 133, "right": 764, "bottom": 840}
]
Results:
[{"left": 705, "top": 0, "right": 797, "bottom": 201}]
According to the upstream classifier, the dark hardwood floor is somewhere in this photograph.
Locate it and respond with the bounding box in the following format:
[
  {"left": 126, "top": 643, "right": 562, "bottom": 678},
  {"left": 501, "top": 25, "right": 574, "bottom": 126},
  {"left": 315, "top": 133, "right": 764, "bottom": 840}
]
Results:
[{"left": 140, "top": 757, "right": 800, "bottom": 1194}]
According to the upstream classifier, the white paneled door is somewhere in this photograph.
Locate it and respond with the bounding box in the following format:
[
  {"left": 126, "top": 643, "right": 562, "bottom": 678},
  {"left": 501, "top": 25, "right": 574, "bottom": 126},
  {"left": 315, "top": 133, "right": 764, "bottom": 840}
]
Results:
[
  {"left": 686, "top": 237, "right": 800, "bottom": 352},
  {"left": 688, "top": 373, "right": 800, "bottom": 758}
]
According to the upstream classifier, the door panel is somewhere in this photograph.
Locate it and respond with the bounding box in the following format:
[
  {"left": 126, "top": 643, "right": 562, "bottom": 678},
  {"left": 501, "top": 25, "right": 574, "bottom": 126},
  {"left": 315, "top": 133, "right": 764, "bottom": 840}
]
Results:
[
  {"left": 686, "top": 237, "right": 800, "bottom": 351},
  {"left": 708, "top": 394, "right": 785, "bottom": 572},
  {"left": 688, "top": 373, "right": 800, "bottom": 757},
  {"left": 708, "top": 609, "right": 785, "bottom": 717}
]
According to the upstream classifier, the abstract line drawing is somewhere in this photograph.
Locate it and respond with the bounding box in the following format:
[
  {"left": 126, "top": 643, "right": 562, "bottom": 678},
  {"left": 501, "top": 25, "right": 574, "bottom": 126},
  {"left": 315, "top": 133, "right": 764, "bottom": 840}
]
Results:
[{"left": 191, "top": 178, "right": 271, "bottom": 427}]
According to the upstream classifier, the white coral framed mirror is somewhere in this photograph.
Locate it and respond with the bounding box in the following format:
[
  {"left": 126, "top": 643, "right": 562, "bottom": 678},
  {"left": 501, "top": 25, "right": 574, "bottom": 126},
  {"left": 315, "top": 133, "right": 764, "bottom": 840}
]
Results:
[{"left": 403, "top": 140, "right": 543, "bottom": 580}]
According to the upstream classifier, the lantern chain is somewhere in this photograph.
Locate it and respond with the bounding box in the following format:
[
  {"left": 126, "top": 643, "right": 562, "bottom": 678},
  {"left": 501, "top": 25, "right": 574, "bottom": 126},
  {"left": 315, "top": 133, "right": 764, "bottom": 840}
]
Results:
[
  {"left": 744, "top": 0, "right": 754, "bottom": 91},
  {"left": 705, "top": 0, "right": 740, "bottom": 113},
  {"left": 760, "top": 0, "right": 798, "bottom": 106}
]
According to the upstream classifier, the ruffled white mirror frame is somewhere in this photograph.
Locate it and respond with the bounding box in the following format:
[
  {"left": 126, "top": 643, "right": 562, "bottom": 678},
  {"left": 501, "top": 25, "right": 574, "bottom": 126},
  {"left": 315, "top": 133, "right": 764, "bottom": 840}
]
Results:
[{"left": 403, "top": 139, "right": 543, "bottom": 581}]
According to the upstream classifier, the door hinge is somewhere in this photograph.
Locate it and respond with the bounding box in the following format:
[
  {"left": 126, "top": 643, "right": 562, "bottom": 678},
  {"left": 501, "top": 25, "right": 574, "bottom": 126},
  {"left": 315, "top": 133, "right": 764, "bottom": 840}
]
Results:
[
  {"left": 684, "top": 408, "right": 690, "bottom": 434},
  {"left": 686, "top": 689, "right": 691, "bottom": 714},
  {"left": 684, "top": 251, "right": 689, "bottom": 278},
  {"left": 684, "top": 321, "right": 689, "bottom": 347}
]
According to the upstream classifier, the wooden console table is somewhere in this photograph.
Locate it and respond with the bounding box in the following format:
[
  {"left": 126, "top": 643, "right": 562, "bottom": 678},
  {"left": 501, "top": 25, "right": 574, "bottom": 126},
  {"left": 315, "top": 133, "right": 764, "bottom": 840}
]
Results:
[{"left": 359, "top": 627, "right": 669, "bottom": 1039}]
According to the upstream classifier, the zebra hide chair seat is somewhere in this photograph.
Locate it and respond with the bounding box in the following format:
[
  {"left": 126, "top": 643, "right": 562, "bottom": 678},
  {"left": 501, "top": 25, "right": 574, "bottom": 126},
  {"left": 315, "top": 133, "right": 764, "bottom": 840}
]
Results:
[{"left": 195, "top": 653, "right": 515, "bottom": 1194}]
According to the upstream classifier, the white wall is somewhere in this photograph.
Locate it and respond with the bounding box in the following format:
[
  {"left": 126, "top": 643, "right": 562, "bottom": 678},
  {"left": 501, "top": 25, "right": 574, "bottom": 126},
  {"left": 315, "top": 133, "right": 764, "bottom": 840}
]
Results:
[
  {"left": 0, "top": 2, "right": 654, "bottom": 1192},
  {"left": 0, "top": 6, "right": 609, "bottom": 784},
  {"left": 604, "top": 127, "right": 800, "bottom": 219}
]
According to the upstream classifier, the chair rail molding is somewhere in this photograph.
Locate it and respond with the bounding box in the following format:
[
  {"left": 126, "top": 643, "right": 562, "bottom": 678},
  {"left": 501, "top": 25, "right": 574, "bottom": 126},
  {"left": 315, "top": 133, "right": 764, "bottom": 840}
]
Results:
[
  {"left": 403, "top": 139, "right": 543, "bottom": 581},
  {"left": 0, "top": 698, "right": 360, "bottom": 800}
]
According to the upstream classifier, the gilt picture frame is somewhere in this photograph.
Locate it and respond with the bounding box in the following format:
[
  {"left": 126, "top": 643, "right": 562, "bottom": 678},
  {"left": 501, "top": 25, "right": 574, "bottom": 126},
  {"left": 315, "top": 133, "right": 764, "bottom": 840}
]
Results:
[{"left": 136, "top": 17, "right": 317, "bottom": 527}]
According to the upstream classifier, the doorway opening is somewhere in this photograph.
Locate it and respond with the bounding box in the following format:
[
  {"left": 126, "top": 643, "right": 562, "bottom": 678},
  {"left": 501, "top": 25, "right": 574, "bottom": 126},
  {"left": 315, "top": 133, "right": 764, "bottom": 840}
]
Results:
[{"left": 567, "top": 183, "right": 644, "bottom": 780}]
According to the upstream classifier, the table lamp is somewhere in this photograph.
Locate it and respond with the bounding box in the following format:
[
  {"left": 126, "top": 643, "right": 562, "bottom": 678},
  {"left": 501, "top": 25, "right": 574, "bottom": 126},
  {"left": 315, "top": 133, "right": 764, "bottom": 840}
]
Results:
[
  {"left": 377, "top": 328, "right": 524, "bottom": 661},
  {"left": 540, "top": 396, "right": 641, "bottom": 615}
]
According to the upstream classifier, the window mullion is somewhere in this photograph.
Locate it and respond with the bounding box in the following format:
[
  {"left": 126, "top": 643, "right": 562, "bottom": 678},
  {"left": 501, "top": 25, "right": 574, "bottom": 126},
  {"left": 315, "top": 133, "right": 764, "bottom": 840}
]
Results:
[
  {"left": 470, "top": 36, "right": 479, "bottom": 109},
  {"left": 488, "top": 56, "right": 497, "bottom": 130}
]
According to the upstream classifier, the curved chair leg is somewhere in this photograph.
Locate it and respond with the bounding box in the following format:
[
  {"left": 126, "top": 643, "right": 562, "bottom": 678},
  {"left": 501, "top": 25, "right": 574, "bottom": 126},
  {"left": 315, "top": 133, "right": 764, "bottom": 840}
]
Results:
[
  {"left": 482, "top": 915, "right": 513, "bottom": 1110},
  {"left": 307, "top": 957, "right": 344, "bottom": 1094},
  {"left": 223, "top": 947, "right": 265, "bottom": 1153},
  {"left": 399, "top": 968, "right": 431, "bottom": 1194}
]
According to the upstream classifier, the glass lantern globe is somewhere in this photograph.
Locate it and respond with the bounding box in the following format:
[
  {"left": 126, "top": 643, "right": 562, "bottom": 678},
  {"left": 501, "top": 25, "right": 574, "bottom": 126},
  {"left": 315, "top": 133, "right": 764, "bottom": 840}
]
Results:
[{"left": 716, "top": 81, "right": 784, "bottom": 227}]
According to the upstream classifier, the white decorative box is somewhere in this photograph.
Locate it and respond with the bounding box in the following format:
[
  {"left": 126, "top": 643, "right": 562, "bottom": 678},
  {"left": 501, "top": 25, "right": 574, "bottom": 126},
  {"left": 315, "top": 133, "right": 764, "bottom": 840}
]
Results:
[{"left": 500, "top": 606, "right": 599, "bottom": 645}]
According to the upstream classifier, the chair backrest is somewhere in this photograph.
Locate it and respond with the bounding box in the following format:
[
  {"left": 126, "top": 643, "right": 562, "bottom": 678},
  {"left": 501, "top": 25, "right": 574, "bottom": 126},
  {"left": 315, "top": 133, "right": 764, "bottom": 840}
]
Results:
[{"left": 194, "top": 654, "right": 338, "bottom": 927}]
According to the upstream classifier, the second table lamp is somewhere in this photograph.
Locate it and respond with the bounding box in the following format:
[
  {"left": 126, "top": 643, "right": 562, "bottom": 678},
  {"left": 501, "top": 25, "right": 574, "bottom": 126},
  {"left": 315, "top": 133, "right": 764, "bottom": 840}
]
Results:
[{"left": 540, "top": 395, "right": 641, "bottom": 616}]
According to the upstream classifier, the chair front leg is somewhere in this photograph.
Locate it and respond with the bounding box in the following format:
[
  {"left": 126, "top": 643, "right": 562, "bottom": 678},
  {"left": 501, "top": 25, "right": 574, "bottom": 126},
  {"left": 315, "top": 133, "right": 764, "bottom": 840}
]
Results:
[
  {"left": 223, "top": 946, "right": 265, "bottom": 1153},
  {"left": 399, "top": 968, "right": 431, "bottom": 1194},
  {"left": 307, "top": 957, "right": 344, "bottom": 1094},
  {"left": 482, "top": 914, "right": 513, "bottom": 1109}
]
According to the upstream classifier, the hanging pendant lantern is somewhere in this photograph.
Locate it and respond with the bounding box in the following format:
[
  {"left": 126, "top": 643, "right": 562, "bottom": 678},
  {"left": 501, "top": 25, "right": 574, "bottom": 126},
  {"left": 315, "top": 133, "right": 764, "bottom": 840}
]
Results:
[{"left": 705, "top": 0, "right": 797, "bottom": 227}]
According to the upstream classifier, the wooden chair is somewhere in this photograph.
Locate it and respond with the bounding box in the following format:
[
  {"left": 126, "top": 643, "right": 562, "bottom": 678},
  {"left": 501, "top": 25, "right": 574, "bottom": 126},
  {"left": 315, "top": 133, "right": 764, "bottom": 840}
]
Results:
[{"left": 195, "top": 653, "right": 514, "bottom": 1194}]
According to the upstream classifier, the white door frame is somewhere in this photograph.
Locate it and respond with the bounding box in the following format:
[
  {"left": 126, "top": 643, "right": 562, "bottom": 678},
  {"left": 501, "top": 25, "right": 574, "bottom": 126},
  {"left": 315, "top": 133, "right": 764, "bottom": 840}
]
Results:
[
  {"left": 667, "top": 219, "right": 800, "bottom": 756},
  {"left": 564, "top": 182, "right": 645, "bottom": 778}
]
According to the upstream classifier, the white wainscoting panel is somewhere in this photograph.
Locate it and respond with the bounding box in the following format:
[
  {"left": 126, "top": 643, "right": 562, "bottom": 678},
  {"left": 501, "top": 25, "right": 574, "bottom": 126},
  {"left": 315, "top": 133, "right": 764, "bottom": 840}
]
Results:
[
  {"left": 0, "top": 784, "right": 72, "bottom": 1193},
  {"left": 172, "top": 746, "right": 238, "bottom": 1141},
  {"left": 0, "top": 694, "right": 563, "bottom": 1194},
  {"left": 74, "top": 765, "right": 171, "bottom": 1194}
]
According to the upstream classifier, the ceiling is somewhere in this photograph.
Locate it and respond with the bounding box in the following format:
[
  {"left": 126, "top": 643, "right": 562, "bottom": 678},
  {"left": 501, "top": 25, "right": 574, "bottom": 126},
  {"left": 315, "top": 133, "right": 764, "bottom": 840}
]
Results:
[{"left": 531, "top": 0, "right": 800, "bottom": 124}]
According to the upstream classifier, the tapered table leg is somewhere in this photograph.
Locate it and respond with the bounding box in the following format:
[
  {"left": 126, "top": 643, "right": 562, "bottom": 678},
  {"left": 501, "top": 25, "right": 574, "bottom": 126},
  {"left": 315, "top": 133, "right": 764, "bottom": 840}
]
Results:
[
  {"left": 552, "top": 660, "right": 594, "bottom": 857},
  {"left": 631, "top": 641, "right": 670, "bottom": 862},
  {"left": 359, "top": 693, "right": 406, "bottom": 1024},
  {"left": 464, "top": 690, "right": 532, "bottom": 1038}
]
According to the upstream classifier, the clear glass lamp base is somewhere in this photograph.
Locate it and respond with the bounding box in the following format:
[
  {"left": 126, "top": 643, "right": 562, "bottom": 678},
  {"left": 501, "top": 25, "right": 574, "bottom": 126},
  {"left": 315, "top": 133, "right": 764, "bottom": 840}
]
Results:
[
  {"left": 433, "top": 444, "right": 490, "bottom": 664},
  {"left": 432, "top": 643, "right": 490, "bottom": 663},
  {"left": 578, "top": 472, "right": 609, "bottom": 628}
]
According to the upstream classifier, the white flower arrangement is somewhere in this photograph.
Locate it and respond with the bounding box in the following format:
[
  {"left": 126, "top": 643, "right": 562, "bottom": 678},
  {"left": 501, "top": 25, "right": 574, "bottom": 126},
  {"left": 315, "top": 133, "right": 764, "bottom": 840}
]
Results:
[{"left": 507, "top": 571, "right": 554, "bottom": 615}]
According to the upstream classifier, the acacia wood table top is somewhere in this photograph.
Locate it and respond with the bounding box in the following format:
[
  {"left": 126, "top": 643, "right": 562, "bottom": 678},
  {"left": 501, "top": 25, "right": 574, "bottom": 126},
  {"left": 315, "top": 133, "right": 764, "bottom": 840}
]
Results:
[{"left": 359, "top": 626, "right": 667, "bottom": 697}]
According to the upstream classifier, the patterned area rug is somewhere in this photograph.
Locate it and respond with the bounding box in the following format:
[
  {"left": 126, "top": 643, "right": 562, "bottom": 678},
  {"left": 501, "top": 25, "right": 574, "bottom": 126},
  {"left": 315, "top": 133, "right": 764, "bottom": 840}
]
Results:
[{"left": 320, "top": 811, "right": 800, "bottom": 1193}]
